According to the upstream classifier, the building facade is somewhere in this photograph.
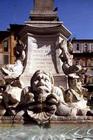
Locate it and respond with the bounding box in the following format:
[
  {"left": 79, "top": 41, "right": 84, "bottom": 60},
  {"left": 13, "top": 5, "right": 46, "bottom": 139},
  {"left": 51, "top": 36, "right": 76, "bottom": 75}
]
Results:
[
  {"left": 72, "top": 39, "right": 93, "bottom": 87},
  {"left": 0, "top": 24, "right": 24, "bottom": 66}
]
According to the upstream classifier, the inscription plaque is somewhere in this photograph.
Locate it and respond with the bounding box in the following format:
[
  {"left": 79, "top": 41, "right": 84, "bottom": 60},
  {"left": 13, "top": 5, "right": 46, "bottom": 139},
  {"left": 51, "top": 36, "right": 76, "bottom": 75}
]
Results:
[{"left": 27, "top": 36, "right": 59, "bottom": 74}]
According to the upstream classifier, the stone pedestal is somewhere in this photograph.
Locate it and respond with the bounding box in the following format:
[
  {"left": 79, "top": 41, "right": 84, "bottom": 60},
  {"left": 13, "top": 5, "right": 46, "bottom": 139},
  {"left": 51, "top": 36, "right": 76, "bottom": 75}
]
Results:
[
  {"left": 19, "top": 0, "right": 71, "bottom": 88},
  {"left": 20, "top": 23, "right": 70, "bottom": 88}
]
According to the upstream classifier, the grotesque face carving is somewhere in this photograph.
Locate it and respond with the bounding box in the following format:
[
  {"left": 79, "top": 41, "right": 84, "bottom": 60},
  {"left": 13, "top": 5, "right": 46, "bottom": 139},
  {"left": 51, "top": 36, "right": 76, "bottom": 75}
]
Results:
[
  {"left": 32, "top": 73, "right": 52, "bottom": 93},
  {"left": 31, "top": 70, "right": 53, "bottom": 95},
  {"left": 31, "top": 70, "right": 53, "bottom": 102}
]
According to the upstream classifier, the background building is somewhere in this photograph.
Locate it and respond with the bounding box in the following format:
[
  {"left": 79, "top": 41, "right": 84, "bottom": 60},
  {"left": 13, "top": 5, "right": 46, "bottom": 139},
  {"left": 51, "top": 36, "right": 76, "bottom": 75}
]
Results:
[
  {"left": 72, "top": 39, "right": 93, "bottom": 88},
  {"left": 0, "top": 24, "right": 24, "bottom": 66}
]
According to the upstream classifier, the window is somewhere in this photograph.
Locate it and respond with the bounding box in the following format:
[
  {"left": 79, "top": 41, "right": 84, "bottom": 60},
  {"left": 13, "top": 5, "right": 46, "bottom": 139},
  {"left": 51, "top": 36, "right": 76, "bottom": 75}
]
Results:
[
  {"left": 2, "top": 39, "right": 9, "bottom": 64},
  {"left": 76, "top": 44, "right": 79, "bottom": 51},
  {"left": 3, "top": 40, "right": 8, "bottom": 52},
  {"left": 84, "top": 43, "right": 88, "bottom": 52},
  {"left": 3, "top": 55, "right": 9, "bottom": 64}
]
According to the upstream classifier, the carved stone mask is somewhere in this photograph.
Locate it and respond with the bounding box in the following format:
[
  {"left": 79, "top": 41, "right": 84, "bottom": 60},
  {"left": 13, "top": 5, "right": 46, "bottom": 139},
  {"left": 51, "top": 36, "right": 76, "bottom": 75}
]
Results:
[{"left": 31, "top": 70, "right": 54, "bottom": 94}]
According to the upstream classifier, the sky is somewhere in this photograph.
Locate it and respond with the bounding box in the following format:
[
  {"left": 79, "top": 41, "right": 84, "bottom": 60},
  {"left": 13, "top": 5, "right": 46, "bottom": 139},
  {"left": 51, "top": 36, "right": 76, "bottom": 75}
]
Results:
[{"left": 0, "top": 0, "right": 93, "bottom": 39}]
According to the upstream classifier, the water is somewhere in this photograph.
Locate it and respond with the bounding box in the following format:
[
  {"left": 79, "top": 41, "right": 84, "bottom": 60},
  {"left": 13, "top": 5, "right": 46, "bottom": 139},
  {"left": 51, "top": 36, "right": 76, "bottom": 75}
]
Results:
[{"left": 0, "top": 123, "right": 93, "bottom": 140}]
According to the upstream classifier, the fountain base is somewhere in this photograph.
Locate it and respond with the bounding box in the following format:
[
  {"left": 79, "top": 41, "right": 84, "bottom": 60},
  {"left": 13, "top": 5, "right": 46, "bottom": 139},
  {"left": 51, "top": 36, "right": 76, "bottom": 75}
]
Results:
[{"left": 0, "top": 115, "right": 93, "bottom": 125}]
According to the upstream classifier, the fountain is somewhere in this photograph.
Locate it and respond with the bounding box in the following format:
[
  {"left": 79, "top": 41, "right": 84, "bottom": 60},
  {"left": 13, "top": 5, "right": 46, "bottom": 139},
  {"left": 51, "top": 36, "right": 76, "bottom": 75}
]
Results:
[{"left": 0, "top": 0, "right": 93, "bottom": 139}]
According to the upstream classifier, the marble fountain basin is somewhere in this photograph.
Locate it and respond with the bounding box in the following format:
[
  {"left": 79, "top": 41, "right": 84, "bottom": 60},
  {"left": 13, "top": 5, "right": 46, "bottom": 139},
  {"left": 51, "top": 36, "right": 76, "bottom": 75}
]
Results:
[{"left": 0, "top": 116, "right": 93, "bottom": 140}]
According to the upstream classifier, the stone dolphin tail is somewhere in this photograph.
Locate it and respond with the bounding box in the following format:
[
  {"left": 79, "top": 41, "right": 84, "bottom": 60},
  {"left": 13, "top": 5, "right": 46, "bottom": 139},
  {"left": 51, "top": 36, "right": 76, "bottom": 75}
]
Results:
[{"left": 1, "top": 60, "right": 24, "bottom": 79}]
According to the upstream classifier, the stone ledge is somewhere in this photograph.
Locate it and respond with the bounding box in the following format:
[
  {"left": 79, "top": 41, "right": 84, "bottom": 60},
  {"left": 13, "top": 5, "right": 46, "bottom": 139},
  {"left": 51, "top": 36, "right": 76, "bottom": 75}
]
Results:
[
  {"left": 0, "top": 116, "right": 93, "bottom": 124},
  {"left": 0, "top": 116, "right": 23, "bottom": 124},
  {"left": 50, "top": 115, "right": 93, "bottom": 124}
]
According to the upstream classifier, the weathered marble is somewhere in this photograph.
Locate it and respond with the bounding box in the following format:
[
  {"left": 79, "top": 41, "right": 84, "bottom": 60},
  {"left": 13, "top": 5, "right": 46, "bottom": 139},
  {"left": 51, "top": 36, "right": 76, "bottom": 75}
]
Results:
[{"left": 20, "top": 35, "right": 65, "bottom": 88}]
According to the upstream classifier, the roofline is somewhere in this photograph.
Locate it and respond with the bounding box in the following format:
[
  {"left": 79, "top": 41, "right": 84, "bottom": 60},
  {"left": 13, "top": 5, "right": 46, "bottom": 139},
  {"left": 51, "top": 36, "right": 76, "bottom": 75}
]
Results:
[{"left": 72, "top": 39, "right": 93, "bottom": 43}]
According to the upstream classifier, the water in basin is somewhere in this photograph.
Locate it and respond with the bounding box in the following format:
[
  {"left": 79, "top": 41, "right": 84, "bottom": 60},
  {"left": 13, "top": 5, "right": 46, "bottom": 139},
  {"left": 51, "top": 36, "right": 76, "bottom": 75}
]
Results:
[{"left": 0, "top": 123, "right": 93, "bottom": 140}]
